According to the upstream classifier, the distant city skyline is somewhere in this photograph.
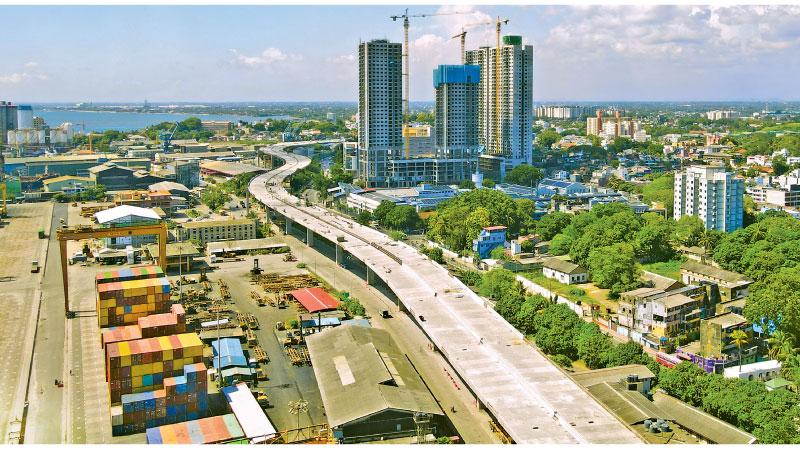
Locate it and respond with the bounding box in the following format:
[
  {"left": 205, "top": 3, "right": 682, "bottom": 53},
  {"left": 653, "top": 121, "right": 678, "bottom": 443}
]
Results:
[{"left": 2, "top": 5, "right": 799, "bottom": 103}]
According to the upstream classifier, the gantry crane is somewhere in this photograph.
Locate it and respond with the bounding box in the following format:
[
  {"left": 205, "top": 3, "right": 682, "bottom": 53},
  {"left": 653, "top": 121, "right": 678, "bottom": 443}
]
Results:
[
  {"left": 390, "top": 9, "right": 468, "bottom": 158},
  {"left": 493, "top": 17, "right": 510, "bottom": 154},
  {"left": 450, "top": 20, "right": 497, "bottom": 64}
]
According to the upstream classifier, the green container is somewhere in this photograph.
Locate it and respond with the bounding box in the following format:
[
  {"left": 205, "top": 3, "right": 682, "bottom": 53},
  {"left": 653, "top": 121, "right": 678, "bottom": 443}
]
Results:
[{"left": 503, "top": 35, "right": 523, "bottom": 46}]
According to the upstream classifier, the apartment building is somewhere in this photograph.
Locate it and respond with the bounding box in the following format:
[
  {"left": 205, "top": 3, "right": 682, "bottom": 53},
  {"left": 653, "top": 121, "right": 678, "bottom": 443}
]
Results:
[
  {"left": 357, "top": 39, "right": 403, "bottom": 187},
  {"left": 535, "top": 105, "right": 589, "bottom": 119},
  {"left": 433, "top": 64, "right": 480, "bottom": 160},
  {"left": 178, "top": 218, "right": 257, "bottom": 245},
  {"left": 674, "top": 165, "right": 744, "bottom": 232},
  {"left": 465, "top": 35, "right": 533, "bottom": 181}
]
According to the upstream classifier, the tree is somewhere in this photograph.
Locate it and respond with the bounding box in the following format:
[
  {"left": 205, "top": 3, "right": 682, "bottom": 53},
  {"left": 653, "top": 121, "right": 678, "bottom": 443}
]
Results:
[
  {"left": 574, "top": 323, "right": 612, "bottom": 369},
  {"left": 482, "top": 178, "right": 496, "bottom": 188},
  {"left": 422, "top": 246, "right": 444, "bottom": 263},
  {"left": 657, "top": 362, "right": 710, "bottom": 406},
  {"left": 773, "top": 155, "right": 791, "bottom": 176},
  {"left": 200, "top": 186, "right": 231, "bottom": 211},
  {"left": 548, "top": 233, "right": 573, "bottom": 255},
  {"left": 355, "top": 210, "right": 372, "bottom": 225},
  {"left": 535, "top": 128, "right": 561, "bottom": 149},
  {"left": 535, "top": 212, "right": 573, "bottom": 241},
  {"left": 490, "top": 245, "right": 508, "bottom": 261},
  {"left": 744, "top": 266, "right": 800, "bottom": 343},
  {"left": 672, "top": 215, "right": 705, "bottom": 247},
  {"left": 605, "top": 341, "right": 647, "bottom": 367},
  {"left": 372, "top": 201, "right": 396, "bottom": 226},
  {"left": 730, "top": 329, "right": 749, "bottom": 368},
  {"left": 384, "top": 205, "right": 420, "bottom": 231},
  {"left": 458, "top": 179, "right": 475, "bottom": 190},
  {"left": 513, "top": 294, "right": 549, "bottom": 335},
  {"left": 478, "top": 268, "right": 518, "bottom": 301},
  {"left": 504, "top": 164, "right": 543, "bottom": 187},
  {"left": 551, "top": 354, "right": 573, "bottom": 369},
  {"left": 767, "top": 330, "right": 794, "bottom": 361},
  {"left": 586, "top": 243, "right": 641, "bottom": 297},
  {"left": 533, "top": 304, "right": 583, "bottom": 359},
  {"left": 634, "top": 216, "right": 676, "bottom": 262}
]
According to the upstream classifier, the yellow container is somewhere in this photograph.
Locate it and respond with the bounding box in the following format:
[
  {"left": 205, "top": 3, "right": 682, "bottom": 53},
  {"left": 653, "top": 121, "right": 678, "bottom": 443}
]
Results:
[
  {"left": 132, "top": 365, "right": 143, "bottom": 377},
  {"left": 120, "top": 355, "right": 131, "bottom": 367},
  {"left": 173, "top": 359, "right": 184, "bottom": 370},
  {"left": 152, "top": 361, "right": 163, "bottom": 373},
  {"left": 147, "top": 303, "right": 156, "bottom": 312},
  {"left": 132, "top": 376, "right": 142, "bottom": 388},
  {"left": 162, "top": 349, "right": 172, "bottom": 360}
]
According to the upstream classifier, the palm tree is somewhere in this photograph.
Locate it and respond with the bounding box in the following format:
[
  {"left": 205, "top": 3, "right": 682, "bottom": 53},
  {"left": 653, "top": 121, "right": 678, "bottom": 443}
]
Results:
[
  {"left": 730, "top": 329, "right": 749, "bottom": 369},
  {"left": 778, "top": 341, "right": 798, "bottom": 362},
  {"left": 768, "top": 330, "right": 794, "bottom": 361}
]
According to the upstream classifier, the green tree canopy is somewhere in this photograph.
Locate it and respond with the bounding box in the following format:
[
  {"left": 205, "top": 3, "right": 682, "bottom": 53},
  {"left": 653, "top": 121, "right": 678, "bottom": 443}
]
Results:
[
  {"left": 587, "top": 243, "right": 641, "bottom": 297},
  {"left": 504, "top": 164, "right": 543, "bottom": 187}
]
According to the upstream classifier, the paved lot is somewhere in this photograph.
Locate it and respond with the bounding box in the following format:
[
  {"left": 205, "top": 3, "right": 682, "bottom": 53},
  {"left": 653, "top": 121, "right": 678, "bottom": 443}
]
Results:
[{"left": 0, "top": 203, "right": 51, "bottom": 444}]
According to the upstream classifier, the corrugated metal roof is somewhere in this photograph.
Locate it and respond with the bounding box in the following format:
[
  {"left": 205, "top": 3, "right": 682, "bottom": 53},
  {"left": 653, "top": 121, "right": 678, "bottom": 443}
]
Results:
[
  {"left": 222, "top": 382, "right": 277, "bottom": 443},
  {"left": 652, "top": 392, "right": 756, "bottom": 444},
  {"left": 306, "top": 325, "right": 442, "bottom": 428},
  {"left": 290, "top": 287, "right": 339, "bottom": 313},
  {"left": 211, "top": 338, "right": 248, "bottom": 368},
  {"left": 146, "top": 414, "right": 245, "bottom": 444},
  {"left": 95, "top": 205, "right": 161, "bottom": 224}
]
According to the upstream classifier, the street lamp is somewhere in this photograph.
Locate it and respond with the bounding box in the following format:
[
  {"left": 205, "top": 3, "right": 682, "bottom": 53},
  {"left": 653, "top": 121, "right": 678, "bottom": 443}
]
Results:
[{"left": 288, "top": 399, "right": 309, "bottom": 441}]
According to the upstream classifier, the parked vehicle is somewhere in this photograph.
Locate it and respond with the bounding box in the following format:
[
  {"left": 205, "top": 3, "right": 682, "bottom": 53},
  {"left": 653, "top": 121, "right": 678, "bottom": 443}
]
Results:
[{"left": 31, "top": 260, "right": 40, "bottom": 273}]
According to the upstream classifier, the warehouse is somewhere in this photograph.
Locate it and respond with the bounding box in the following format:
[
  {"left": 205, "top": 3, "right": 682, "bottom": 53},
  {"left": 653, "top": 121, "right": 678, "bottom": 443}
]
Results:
[
  {"left": 306, "top": 326, "right": 445, "bottom": 443},
  {"left": 221, "top": 382, "right": 278, "bottom": 443},
  {"left": 207, "top": 238, "right": 289, "bottom": 256},
  {"left": 179, "top": 218, "right": 257, "bottom": 245},
  {"left": 290, "top": 287, "right": 339, "bottom": 313},
  {"left": 94, "top": 205, "right": 162, "bottom": 248}
]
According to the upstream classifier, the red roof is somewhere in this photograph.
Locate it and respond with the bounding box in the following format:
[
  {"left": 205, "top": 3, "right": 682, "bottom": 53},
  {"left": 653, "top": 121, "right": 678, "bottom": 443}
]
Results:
[
  {"left": 290, "top": 287, "right": 339, "bottom": 313},
  {"left": 484, "top": 225, "right": 507, "bottom": 231}
]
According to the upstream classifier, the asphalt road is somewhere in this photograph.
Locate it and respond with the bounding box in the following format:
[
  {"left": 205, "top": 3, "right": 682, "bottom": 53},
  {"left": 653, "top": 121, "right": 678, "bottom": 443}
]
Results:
[{"left": 23, "top": 203, "right": 68, "bottom": 443}]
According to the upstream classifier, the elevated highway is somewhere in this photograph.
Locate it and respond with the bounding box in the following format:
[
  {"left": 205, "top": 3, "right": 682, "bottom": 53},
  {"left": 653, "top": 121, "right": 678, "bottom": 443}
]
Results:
[{"left": 248, "top": 142, "right": 640, "bottom": 444}]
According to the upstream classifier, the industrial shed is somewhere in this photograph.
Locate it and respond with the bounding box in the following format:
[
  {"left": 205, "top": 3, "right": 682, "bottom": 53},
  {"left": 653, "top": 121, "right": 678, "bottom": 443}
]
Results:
[
  {"left": 306, "top": 325, "right": 445, "bottom": 443},
  {"left": 290, "top": 287, "right": 339, "bottom": 313}
]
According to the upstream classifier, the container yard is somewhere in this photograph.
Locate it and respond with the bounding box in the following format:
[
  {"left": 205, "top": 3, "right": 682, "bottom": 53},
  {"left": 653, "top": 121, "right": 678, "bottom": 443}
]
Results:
[
  {"left": 104, "top": 332, "right": 204, "bottom": 404},
  {"left": 145, "top": 414, "right": 247, "bottom": 445},
  {"left": 96, "top": 277, "right": 171, "bottom": 327}
]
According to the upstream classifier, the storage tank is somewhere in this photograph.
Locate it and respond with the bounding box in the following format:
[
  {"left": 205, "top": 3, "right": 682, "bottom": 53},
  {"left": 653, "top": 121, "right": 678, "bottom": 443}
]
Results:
[
  {"left": 17, "top": 105, "right": 33, "bottom": 129},
  {"left": 37, "top": 130, "right": 46, "bottom": 144}
]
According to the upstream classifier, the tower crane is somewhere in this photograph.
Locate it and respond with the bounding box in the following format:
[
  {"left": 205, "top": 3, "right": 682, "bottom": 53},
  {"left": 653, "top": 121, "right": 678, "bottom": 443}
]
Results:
[
  {"left": 390, "top": 8, "right": 469, "bottom": 159},
  {"left": 450, "top": 20, "right": 496, "bottom": 64}
]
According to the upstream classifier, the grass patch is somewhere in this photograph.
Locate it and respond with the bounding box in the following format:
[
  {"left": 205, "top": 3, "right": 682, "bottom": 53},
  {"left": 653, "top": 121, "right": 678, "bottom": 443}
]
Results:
[
  {"left": 641, "top": 259, "right": 682, "bottom": 280},
  {"left": 521, "top": 271, "right": 598, "bottom": 306}
]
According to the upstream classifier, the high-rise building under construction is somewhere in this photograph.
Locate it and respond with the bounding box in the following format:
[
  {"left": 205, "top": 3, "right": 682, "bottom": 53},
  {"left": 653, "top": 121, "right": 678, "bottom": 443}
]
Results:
[{"left": 465, "top": 35, "right": 533, "bottom": 182}]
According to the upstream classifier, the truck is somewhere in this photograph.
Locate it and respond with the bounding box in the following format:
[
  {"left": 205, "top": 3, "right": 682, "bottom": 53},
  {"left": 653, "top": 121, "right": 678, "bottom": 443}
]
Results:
[
  {"left": 31, "top": 260, "right": 40, "bottom": 273},
  {"left": 38, "top": 228, "right": 46, "bottom": 239}
]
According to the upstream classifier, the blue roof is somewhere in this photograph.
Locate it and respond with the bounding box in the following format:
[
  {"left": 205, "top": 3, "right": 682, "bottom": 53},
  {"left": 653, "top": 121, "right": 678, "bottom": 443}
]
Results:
[
  {"left": 211, "top": 338, "right": 248, "bottom": 369},
  {"left": 301, "top": 317, "right": 341, "bottom": 328},
  {"left": 433, "top": 64, "right": 480, "bottom": 88},
  {"left": 539, "top": 178, "right": 576, "bottom": 188}
]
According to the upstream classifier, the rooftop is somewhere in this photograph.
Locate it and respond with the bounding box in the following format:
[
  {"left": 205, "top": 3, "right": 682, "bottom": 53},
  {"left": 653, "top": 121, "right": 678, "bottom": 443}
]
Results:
[
  {"left": 42, "top": 175, "right": 94, "bottom": 185},
  {"left": 211, "top": 337, "right": 248, "bottom": 369},
  {"left": 144, "top": 242, "right": 201, "bottom": 259},
  {"left": 221, "top": 383, "right": 277, "bottom": 443},
  {"left": 200, "top": 160, "right": 265, "bottom": 177},
  {"left": 180, "top": 218, "right": 255, "bottom": 229},
  {"left": 542, "top": 257, "right": 586, "bottom": 275},
  {"left": 705, "top": 312, "right": 748, "bottom": 329},
  {"left": 306, "top": 325, "right": 442, "bottom": 428},
  {"left": 290, "top": 287, "right": 339, "bottom": 313},
  {"left": 651, "top": 392, "right": 756, "bottom": 444},
  {"left": 661, "top": 293, "right": 697, "bottom": 309},
  {"left": 95, "top": 204, "right": 161, "bottom": 224},
  {"left": 681, "top": 260, "right": 752, "bottom": 286}
]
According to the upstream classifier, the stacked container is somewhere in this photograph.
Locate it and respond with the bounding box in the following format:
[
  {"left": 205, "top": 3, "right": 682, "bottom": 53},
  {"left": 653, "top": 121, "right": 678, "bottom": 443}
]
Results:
[
  {"left": 111, "top": 363, "right": 208, "bottom": 436},
  {"left": 145, "top": 414, "right": 246, "bottom": 444},
  {"left": 101, "top": 304, "right": 187, "bottom": 350},
  {"left": 95, "top": 265, "right": 165, "bottom": 285},
  {"left": 106, "top": 333, "right": 203, "bottom": 404},
  {"left": 97, "top": 277, "right": 171, "bottom": 327}
]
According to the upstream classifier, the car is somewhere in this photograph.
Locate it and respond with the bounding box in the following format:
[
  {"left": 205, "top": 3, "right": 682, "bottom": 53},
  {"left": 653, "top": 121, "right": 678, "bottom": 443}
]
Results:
[
  {"left": 381, "top": 310, "right": 392, "bottom": 319},
  {"left": 418, "top": 315, "right": 425, "bottom": 322}
]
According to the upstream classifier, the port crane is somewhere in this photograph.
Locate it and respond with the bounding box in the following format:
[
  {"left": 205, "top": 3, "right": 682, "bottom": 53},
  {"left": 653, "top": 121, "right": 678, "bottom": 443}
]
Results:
[
  {"left": 390, "top": 9, "right": 469, "bottom": 158},
  {"left": 159, "top": 122, "right": 180, "bottom": 153}
]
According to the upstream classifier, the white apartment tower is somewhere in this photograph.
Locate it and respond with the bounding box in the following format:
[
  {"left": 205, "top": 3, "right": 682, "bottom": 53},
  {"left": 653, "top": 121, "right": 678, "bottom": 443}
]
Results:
[
  {"left": 465, "top": 35, "right": 533, "bottom": 181},
  {"left": 674, "top": 165, "right": 744, "bottom": 232},
  {"left": 357, "top": 39, "right": 403, "bottom": 187}
]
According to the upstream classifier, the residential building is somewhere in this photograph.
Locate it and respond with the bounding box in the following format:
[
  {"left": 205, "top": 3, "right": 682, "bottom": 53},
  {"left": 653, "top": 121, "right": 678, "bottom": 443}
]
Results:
[
  {"left": 472, "top": 225, "right": 507, "bottom": 259},
  {"left": 619, "top": 288, "right": 702, "bottom": 339},
  {"left": 401, "top": 125, "right": 435, "bottom": 157},
  {"left": 699, "top": 312, "right": 754, "bottom": 363},
  {"left": 306, "top": 326, "right": 445, "bottom": 444},
  {"left": 673, "top": 165, "right": 744, "bottom": 232},
  {"left": 706, "top": 110, "right": 740, "bottom": 120},
  {"left": 357, "top": 39, "right": 403, "bottom": 187},
  {"left": 94, "top": 205, "right": 162, "bottom": 248},
  {"left": 179, "top": 218, "right": 257, "bottom": 245},
  {"left": 42, "top": 175, "right": 96, "bottom": 194},
  {"left": 433, "top": 64, "right": 480, "bottom": 160},
  {"left": 175, "top": 159, "right": 201, "bottom": 188},
  {"left": 32, "top": 116, "right": 46, "bottom": 130},
  {"left": 200, "top": 120, "right": 232, "bottom": 133},
  {"left": 723, "top": 360, "right": 782, "bottom": 382},
  {"left": 746, "top": 184, "right": 800, "bottom": 208},
  {"left": 88, "top": 163, "right": 165, "bottom": 191},
  {"left": 1, "top": 101, "right": 18, "bottom": 145},
  {"left": 465, "top": 35, "right": 533, "bottom": 181},
  {"left": 680, "top": 260, "right": 752, "bottom": 303},
  {"left": 386, "top": 158, "right": 477, "bottom": 186},
  {"left": 746, "top": 155, "right": 771, "bottom": 166},
  {"left": 541, "top": 257, "right": 588, "bottom": 285},
  {"left": 16, "top": 105, "right": 33, "bottom": 129},
  {"left": 535, "top": 105, "right": 589, "bottom": 119}
]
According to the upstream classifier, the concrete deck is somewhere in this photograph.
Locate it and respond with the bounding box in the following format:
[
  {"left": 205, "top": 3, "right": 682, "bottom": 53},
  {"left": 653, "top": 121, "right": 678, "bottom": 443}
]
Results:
[{"left": 248, "top": 142, "right": 641, "bottom": 444}]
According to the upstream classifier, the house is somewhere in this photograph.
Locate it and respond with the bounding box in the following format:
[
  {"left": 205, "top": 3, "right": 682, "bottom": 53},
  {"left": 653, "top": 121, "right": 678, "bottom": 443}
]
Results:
[
  {"left": 541, "top": 257, "right": 588, "bottom": 285},
  {"left": 472, "top": 225, "right": 507, "bottom": 259},
  {"left": 618, "top": 285, "right": 706, "bottom": 342},
  {"left": 94, "top": 205, "right": 161, "bottom": 248},
  {"left": 680, "top": 260, "right": 752, "bottom": 303},
  {"left": 42, "top": 175, "right": 96, "bottom": 194},
  {"left": 723, "top": 360, "right": 781, "bottom": 382},
  {"left": 306, "top": 326, "right": 445, "bottom": 443},
  {"left": 143, "top": 242, "right": 201, "bottom": 272}
]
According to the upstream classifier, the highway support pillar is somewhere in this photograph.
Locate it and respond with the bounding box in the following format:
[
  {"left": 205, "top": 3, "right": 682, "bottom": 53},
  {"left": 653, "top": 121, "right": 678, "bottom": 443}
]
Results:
[
  {"left": 306, "top": 229, "right": 315, "bottom": 248},
  {"left": 285, "top": 217, "right": 292, "bottom": 236},
  {"left": 366, "top": 266, "right": 375, "bottom": 286},
  {"left": 335, "top": 245, "right": 342, "bottom": 266}
]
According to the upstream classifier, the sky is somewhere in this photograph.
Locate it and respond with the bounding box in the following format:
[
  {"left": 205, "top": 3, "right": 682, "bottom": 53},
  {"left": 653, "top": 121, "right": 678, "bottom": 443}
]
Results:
[{"left": 2, "top": 4, "right": 800, "bottom": 103}]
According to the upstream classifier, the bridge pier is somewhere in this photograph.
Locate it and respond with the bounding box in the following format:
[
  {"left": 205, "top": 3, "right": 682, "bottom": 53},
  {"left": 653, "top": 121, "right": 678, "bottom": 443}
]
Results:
[
  {"left": 335, "top": 244, "right": 342, "bottom": 266},
  {"left": 285, "top": 217, "right": 293, "bottom": 235},
  {"left": 307, "top": 229, "right": 315, "bottom": 247},
  {"left": 366, "top": 266, "right": 375, "bottom": 286}
]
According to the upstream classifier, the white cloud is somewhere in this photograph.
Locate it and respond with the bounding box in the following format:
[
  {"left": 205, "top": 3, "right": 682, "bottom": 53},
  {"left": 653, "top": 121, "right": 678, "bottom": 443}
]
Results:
[
  {"left": 230, "top": 47, "right": 302, "bottom": 67},
  {"left": 326, "top": 54, "right": 355, "bottom": 64},
  {"left": 23, "top": 61, "right": 38, "bottom": 69},
  {"left": 0, "top": 64, "right": 48, "bottom": 84}
]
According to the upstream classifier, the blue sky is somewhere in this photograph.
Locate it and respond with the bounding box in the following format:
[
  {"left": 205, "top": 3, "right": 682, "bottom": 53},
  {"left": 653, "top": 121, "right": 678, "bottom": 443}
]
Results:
[{"left": 2, "top": 5, "right": 799, "bottom": 102}]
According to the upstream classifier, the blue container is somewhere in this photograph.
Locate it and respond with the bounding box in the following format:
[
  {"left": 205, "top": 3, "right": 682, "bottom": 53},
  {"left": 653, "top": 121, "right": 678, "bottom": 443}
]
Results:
[
  {"left": 166, "top": 405, "right": 176, "bottom": 416},
  {"left": 143, "top": 374, "right": 153, "bottom": 386},
  {"left": 146, "top": 428, "right": 163, "bottom": 444},
  {"left": 153, "top": 373, "right": 163, "bottom": 385},
  {"left": 176, "top": 383, "right": 187, "bottom": 394},
  {"left": 124, "top": 305, "right": 132, "bottom": 313}
]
